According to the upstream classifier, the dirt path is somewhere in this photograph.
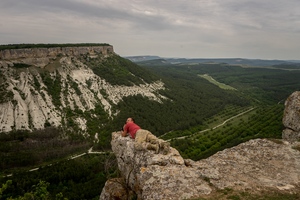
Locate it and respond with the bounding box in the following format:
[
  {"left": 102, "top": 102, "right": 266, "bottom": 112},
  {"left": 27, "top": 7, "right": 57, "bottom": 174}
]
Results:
[
  {"left": 166, "top": 107, "right": 256, "bottom": 141},
  {"left": 4, "top": 148, "right": 111, "bottom": 177}
]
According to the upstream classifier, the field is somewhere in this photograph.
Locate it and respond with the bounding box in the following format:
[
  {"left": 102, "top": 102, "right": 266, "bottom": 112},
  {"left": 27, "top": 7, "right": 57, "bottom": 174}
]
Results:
[{"left": 198, "top": 74, "right": 237, "bottom": 90}]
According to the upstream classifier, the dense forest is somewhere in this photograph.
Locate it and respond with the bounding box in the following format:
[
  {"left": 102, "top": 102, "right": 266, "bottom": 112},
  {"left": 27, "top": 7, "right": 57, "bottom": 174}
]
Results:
[
  {"left": 0, "top": 154, "right": 117, "bottom": 199},
  {"left": 1, "top": 54, "right": 300, "bottom": 199},
  {"left": 140, "top": 61, "right": 300, "bottom": 104},
  {"left": 139, "top": 60, "right": 297, "bottom": 159},
  {"left": 170, "top": 104, "right": 284, "bottom": 160}
]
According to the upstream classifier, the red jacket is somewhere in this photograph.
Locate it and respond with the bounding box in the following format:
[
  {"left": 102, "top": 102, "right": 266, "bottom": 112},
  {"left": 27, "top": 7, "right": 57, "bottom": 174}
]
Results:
[{"left": 124, "top": 122, "right": 141, "bottom": 139}]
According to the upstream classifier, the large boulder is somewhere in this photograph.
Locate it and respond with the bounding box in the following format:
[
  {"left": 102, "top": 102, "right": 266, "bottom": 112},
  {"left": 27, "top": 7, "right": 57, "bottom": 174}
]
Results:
[
  {"left": 107, "top": 131, "right": 211, "bottom": 200},
  {"left": 282, "top": 91, "right": 300, "bottom": 142},
  {"left": 100, "top": 132, "right": 300, "bottom": 199}
]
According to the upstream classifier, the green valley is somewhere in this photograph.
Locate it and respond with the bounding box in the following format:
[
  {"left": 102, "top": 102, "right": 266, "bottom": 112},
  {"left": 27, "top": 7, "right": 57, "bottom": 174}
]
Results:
[{"left": 1, "top": 50, "right": 300, "bottom": 199}]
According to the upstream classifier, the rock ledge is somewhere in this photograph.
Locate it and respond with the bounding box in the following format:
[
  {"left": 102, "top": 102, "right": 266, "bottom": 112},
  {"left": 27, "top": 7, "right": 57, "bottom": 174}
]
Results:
[{"left": 100, "top": 132, "right": 300, "bottom": 200}]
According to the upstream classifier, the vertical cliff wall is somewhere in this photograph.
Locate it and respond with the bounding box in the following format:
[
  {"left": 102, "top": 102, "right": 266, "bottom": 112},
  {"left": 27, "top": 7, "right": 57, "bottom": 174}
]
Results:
[{"left": 0, "top": 45, "right": 114, "bottom": 60}]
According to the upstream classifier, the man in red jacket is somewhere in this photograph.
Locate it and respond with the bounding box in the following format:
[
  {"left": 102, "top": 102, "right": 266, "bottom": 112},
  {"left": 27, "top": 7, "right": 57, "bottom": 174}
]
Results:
[{"left": 121, "top": 117, "right": 170, "bottom": 154}]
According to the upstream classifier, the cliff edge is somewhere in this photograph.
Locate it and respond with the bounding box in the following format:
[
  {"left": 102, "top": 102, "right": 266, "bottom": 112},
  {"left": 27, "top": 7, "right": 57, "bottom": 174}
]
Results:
[
  {"left": 100, "top": 92, "right": 300, "bottom": 200},
  {"left": 0, "top": 45, "right": 113, "bottom": 68}
]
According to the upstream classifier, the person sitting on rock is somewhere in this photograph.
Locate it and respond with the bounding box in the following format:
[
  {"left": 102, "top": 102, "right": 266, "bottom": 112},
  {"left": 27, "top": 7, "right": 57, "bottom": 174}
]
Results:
[{"left": 121, "top": 117, "right": 170, "bottom": 155}]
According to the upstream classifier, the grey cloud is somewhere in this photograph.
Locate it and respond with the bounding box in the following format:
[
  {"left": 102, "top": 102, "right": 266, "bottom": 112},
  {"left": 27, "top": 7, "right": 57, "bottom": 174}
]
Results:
[
  {"left": 0, "top": 0, "right": 300, "bottom": 59},
  {"left": 0, "top": 0, "right": 175, "bottom": 31}
]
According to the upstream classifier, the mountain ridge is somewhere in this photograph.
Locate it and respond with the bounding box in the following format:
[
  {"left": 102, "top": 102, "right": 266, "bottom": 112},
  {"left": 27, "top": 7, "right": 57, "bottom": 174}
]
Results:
[
  {"left": 0, "top": 45, "right": 113, "bottom": 61},
  {"left": 0, "top": 45, "right": 167, "bottom": 134},
  {"left": 127, "top": 55, "right": 300, "bottom": 68}
]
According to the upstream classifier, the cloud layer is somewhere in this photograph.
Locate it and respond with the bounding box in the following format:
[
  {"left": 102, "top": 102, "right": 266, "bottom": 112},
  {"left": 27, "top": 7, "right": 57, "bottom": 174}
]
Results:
[{"left": 1, "top": 0, "right": 300, "bottom": 59}]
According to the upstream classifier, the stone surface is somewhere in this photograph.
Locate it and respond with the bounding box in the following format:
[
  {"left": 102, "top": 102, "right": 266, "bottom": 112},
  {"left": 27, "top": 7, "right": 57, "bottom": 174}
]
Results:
[
  {"left": 0, "top": 46, "right": 113, "bottom": 60},
  {"left": 282, "top": 91, "right": 300, "bottom": 142},
  {"left": 100, "top": 132, "right": 300, "bottom": 200},
  {"left": 99, "top": 178, "right": 135, "bottom": 200}
]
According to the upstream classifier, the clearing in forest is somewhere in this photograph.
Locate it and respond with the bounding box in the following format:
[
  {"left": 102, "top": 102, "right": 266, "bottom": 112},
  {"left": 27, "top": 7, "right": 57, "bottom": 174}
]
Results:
[{"left": 199, "top": 74, "right": 236, "bottom": 90}]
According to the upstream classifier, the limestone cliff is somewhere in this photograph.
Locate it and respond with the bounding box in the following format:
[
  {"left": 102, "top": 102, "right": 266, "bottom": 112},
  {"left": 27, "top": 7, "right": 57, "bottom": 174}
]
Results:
[
  {"left": 100, "top": 92, "right": 300, "bottom": 200},
  {"left": 0, "top": 45, "right": 167, "bottom": 133},
  {"left": 0, "top": 46, "right": 113, "bottom": 60}
]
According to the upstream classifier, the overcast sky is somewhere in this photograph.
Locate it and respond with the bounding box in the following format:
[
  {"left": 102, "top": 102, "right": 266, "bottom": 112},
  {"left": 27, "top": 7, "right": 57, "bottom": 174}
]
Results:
[{"left": 1, "top": 0, "right": 300, "bottom": 59}]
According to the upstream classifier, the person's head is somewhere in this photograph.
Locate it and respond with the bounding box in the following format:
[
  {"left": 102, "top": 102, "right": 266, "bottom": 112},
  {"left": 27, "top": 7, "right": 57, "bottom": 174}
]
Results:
[{"left": 126, "top": 117, "right": 135, "bottom": 123}]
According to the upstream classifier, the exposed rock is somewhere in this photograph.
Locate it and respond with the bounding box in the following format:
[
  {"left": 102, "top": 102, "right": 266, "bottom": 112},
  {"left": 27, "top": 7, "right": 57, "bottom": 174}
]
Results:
[
  {"left": 0, "top": 46, "right": 113, "bottom": 68},
  {"left": 196, "top": 139, "right": 300, "bottom": 191},
  {"left": 0, "top": 48, "right": 167, "bottom": 133},
  {"left": 282, "top": 91, "right": 300, "bottom": 142},
  {"left": 0, "top": 46, "right": 113, "bottom": 61},
  {"left": 99, "top": 178, "right": 135, "bottom": 200},
  {"left": 100, "top": 132, "right": 300, "bottom": 199}
]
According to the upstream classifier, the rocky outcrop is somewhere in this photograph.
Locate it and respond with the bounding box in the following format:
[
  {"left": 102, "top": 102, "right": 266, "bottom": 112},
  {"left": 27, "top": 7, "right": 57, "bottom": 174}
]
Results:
[
  {"left": 100, "top": 132, "right": 300, "bottom": 199},
  {"left": 282, "top": 91, "right": 300, "bottom": 142},
  {"left": 0, "top": 46, "right": 114, "bottom": 68},
  {"left": 0, "top": 46, "right": 113, "bottom": 60}
]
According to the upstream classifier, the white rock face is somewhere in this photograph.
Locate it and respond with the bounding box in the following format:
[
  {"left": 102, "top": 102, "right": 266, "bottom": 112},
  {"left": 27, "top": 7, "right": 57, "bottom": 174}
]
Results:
[
  {"left": 0, "top": 52, "right": 167, "bottom": 133},
  {"left": 101, "top": 132, "right": 300, "bottom": 200},
  {"left": 0, "top": 67, "right": 62, "bottom": 132},
  {"left": 0, "top": 102, "right": 15, "bottom": 132}
]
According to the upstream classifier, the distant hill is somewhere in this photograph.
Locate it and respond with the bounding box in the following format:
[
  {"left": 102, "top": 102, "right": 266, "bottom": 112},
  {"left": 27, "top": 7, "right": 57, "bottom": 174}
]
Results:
[
  {"left": 125, "top": 55, "right": 161, "bottom": 62},
  {"left": 127, "top": 56, "right": 300, "bottom": 67}
]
